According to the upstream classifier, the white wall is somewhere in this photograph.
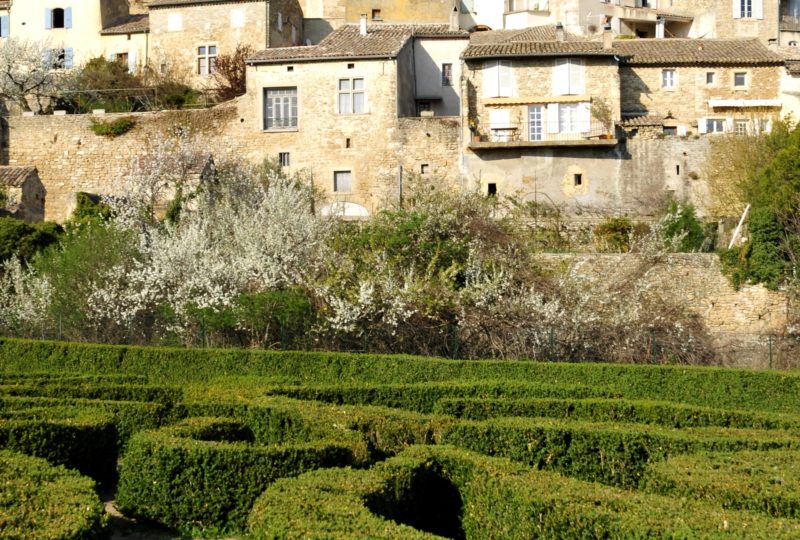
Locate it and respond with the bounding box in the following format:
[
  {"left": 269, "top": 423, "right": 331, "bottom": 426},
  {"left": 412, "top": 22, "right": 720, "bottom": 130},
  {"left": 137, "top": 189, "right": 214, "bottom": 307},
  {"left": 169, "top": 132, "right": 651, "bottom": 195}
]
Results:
[{"left": 413, "top": 38, "right": 467, "bottom": 116}]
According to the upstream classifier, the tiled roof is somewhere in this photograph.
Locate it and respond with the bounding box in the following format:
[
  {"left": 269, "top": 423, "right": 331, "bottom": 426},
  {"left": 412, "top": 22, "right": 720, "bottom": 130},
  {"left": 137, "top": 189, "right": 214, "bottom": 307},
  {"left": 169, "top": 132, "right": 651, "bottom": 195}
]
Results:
[
  {"left": 0, "top": 2, "right": 10, "bottom": 10},
  {"left": 465, "top": 26, "right": 613, "bottom": 59},
  {"left": 620, "top": 115, "right": 664, "bottom": 127},
  {"left": 147, "top": 0, "right": 264, "bottom": 7},
  {"left": 248, "top": 24, "right": 468, "bottom": 64},
  {"left": 613, "top": 38, "right": 783, "bottom": 65},
  {"left": 0, "top": 166, "right": 36, "bottom": 188},
  {"left": 101, "top": 14, "right": 149, "bottom": 34}
]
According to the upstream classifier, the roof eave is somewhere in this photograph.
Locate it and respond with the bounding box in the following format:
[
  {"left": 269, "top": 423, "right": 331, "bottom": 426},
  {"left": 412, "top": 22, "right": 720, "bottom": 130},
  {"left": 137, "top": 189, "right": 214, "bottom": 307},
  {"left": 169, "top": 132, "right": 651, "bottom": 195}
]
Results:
[
  {"left": 462, "top": 51, "right": 618, "bottom": 61},
  {"left": 247, "top": 53, "right": 401, "bottom": 66}
]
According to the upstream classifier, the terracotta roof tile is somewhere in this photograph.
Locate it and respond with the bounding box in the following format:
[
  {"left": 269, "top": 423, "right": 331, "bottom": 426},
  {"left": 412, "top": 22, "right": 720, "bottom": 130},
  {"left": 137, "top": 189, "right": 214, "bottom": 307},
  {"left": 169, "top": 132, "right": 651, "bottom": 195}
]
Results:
[
  {"left": 0, "top": 166, "right": 36, "bottom": 188},
  {"left": 147, "top": 0, "right": 264, "bottom": 7},
  {"left": 613, "top": 38, "right": 783, "bottom": 65},
  {"left": 101, "top": 14, "right": 149, "bottom": 35},
  {"left": 248, "top": 24, "right": 468, "bottom": 64},
  {"left": 620, "top": 115, "right": 665, "bottom": 127}
]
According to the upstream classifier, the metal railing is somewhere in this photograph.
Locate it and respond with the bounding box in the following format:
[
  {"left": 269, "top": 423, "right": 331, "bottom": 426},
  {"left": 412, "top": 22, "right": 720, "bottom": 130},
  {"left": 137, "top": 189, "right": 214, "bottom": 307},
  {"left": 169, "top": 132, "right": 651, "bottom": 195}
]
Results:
[{"left": 474, "top": 119, "right": 611, "bottom": 143}]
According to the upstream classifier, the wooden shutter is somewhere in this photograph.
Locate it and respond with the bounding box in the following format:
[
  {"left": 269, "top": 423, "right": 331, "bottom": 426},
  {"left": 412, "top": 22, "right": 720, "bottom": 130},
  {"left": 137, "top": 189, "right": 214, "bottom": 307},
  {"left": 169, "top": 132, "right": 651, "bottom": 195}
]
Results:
[
  {"left": 732, "top": 0, "right": 741, "bottom": 19},
  {"left": 697, "top": 117, "right": 707, "bottom": 134},
  {"left": 578, "top": 102, "right": 591, "bottom": 132},
  {"left": 45, "top": 8, "right": 52, "bottom": 29},
  {"left": 546, "top": 103, "right": 560, "bottom": 133},
  {"left": 484, "top": 61, "right": 499, "bottom": 98},
  {"left": 553, "top": 59, "right": 569, "bottom": 95},
  {"left": 753, "top": 0, "right": 763, "bottom": 19},
  {"left": 0, "top": 16, "right": 8, "bottom": 37},
  {"left": 498, "top": 60, "right": 513, "bottom": 97},
  {"left": 64, "top": 48, "right": 74, "bottom": 69},
  {"left": 42, "top": 49, "right": 51, "bottom": 67},
  {"left": 128, "top": 49, "right": 137, "bottom": 73},
  {"left": 490, "top": 109, "right": 512, "bottom": 129},
  {"left": 64, "top": 7, "right": 72, "bottom": 29},
  {"left": 569, "top": 59, "right": 584, "bottom": 95},
  {"left": 725, "top": 117, "right": 734, "bottom": 133}
]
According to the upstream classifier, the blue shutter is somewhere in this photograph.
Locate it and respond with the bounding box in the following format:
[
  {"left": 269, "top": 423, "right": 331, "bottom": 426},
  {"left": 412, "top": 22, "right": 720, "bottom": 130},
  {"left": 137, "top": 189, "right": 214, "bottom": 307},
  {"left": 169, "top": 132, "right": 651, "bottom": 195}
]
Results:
[
  {"left": 64, "top": 7, "right": 72, "bottom": 28},
  {"left": 64, "top": 48, "right": 73, "bottom": 69},
  {"left": 42, "top": 49, "right": 51, "bottom": 66},
  {"left": 45, "top": 8, "right": 52, "bottom": 29},
  {"left": 0, "top": 16, "right": 8, "bottom": 37}
]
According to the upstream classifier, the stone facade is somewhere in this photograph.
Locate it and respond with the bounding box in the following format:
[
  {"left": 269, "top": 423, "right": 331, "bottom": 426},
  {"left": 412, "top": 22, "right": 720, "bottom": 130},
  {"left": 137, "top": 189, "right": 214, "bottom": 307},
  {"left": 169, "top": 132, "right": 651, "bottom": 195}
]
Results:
[
  {"left": 148, "top": 0, "right": 303, "bottom": 89},
  {"left": 620, "top": 64, "right": 781, "bottom": 132},
  {"left": 0, "top": 166, "right": 45, "bottom": 223},
  {"left": 673, "top": 0, "right": 780, "bottom": 43},
  {"left": 547, "top": 253, "right": 790, "bottom": 368}
]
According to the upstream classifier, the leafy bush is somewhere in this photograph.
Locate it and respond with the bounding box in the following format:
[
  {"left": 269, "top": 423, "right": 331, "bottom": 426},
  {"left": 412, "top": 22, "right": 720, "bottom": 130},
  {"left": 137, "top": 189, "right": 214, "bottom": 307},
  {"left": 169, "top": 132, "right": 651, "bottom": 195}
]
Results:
[
  {"left": 212, "top": 43, "right": 254, "bottom": 101},
  {"left": 593, "top": 217, "right": 633, "bottom": 252},
  {"left": 90, "top": 117, "right": 136, "bottom": 137},
  {"left": 0, "top": 217, "right": 62, "bottom": 263},
  {"left": 661, "top": 201, "right": 707, "bottom": 251},
  {"left": 0, "top": 450, "right": 107, "bottom": 539}
]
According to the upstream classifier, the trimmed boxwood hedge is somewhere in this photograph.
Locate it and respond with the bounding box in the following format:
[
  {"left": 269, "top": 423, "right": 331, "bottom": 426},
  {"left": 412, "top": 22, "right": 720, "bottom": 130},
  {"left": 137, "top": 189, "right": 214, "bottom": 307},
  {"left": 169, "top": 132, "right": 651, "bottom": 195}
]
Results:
[
  {"left": 434, "top": 397, "right": 800, "bottom": 430},
  {"left": 0, "top": 382, "right": 181, "bottom": 405},
  {"left": 6, "top": 337, "right": 800, "bottom": 414},
  {"left": 0, "top": 409, "right": 118, "bottom": 483},
  {"left": 442, "top": 416, "right": 800, "bottom": 488},
  {"left": 249, "top": 445, "right": 800, "bottom": 539},
  {"left": 116, "top": 416, "right": 359, "bottom": 533},
  {"left": 643, "top": 450, "right": 800, "bottom": 518},
  {"left": 0, "top": 450, "right": 107, "bottom": 539},
  {"left": 266, "top": 381, "right": 618, "bottom": 413}
]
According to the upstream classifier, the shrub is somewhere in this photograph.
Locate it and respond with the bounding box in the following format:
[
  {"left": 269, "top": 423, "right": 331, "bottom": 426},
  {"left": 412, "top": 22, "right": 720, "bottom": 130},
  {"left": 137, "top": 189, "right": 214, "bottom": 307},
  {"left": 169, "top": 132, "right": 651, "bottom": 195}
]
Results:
[
  {"left": 212, "top": 44, "right": 254, "bottom": 101},
  {"left": 593, "top": 217, "right": 633, "bottom": 252},
  {"left": 0, "top": 217, "right": 62, "bottom": 263},
  {"left": 661, "top": 201, "right": 707, "bottom": 251},
  {"left": 90, "top": 117, "right": 136, "bottom": 137},
  {"left": 642, "top": 449, "right": 800, "bottom": 518},
  {"left": 0, "top": 450, "right": 107, "bottom": 539},
  {"left": 116, "top": 416, "right": 359, "bottom": 533}
]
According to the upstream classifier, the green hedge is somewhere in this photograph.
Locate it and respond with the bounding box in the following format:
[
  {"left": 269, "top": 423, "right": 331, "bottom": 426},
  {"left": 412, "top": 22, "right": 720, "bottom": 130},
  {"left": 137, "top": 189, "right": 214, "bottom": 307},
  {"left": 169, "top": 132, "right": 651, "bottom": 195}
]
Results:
[
  {"left": 434, "top": 397, "right": 800, "bottom": 430},
  {"left": 442, "top": 417, "right": 800, "bottom": 488},
  {"left": 5, "top": 338, "right": 800, "bottom": 414},
  {"left": 643, "top": 450, "right": 800, "bottom": 518},
  {"left": 0, "top": 382, "right": 182, "bottom": 405},
  {"left": 0, "top": 373, "right": 147, "bottom": 384},
  {"left": 116, "top": 416, "right": 359, "bottom": 534},
  {"left": 0, "top": 450, "right": 107, "bottom": 540},
  {"left": 267, "top": 381, "right": 617, "bottom": 413},
  {"left": 0, "top": 409, "right": 118, "bottom": 483},
  {"left": 249, "top": 445, "right": 800, "bottom": 539}
]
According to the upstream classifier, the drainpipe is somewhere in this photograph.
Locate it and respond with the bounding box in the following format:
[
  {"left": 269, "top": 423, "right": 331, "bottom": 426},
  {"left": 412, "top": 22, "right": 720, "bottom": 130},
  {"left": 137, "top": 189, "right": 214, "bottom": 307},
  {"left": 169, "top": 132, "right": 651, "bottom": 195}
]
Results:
[{"left": 265, "top": 1, "right": 270, "bottom": 48}]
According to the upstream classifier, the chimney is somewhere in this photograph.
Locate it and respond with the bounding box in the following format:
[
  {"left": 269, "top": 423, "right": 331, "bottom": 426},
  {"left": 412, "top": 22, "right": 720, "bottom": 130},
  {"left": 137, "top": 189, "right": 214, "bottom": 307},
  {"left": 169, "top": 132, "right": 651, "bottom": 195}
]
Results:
[
  {"left": 450, "top": 5, "right": 459, "bottom": 31},
  {"left": 603, "top": 23, "right": 613, "bottom": 50},
  {"left": 360, "top": 13, "right": 368, "bottom": 36},
  {"left": 555, "top": 22, "right": 565, "bottom": 42}
]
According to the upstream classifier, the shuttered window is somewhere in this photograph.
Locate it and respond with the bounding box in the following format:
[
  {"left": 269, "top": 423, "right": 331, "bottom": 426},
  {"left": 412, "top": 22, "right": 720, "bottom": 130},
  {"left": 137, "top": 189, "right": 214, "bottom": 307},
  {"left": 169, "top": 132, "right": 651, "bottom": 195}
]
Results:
[
  {"left": 483, "top": 60, "right": 513, "bottom": 98},
  {"left": 552, "top": 58, "right": 584, "bottom": 95}
]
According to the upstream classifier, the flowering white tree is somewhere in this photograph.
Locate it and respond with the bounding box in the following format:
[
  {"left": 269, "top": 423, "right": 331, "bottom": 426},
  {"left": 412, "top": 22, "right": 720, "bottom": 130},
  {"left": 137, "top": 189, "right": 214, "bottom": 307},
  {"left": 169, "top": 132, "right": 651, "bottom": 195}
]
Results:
[
  {"left": 0, "top": 258, "right": 51, "bottom": 333},
  {"left": 0, "top": 38, "right": 70, "bottom": 113}
]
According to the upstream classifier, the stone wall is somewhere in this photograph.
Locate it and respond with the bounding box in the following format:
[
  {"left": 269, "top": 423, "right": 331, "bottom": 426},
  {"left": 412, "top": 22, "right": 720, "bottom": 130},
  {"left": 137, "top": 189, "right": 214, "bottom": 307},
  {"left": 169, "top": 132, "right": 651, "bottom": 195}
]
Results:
[
  {"left": 673, "top": 0, "right": 780, "bottom": 43},
  {"left": 545, "top": 253, "right": 790, "bottom": 368},
  {"left": 620, "top": 64, "right": 781, "bottom": 127}
]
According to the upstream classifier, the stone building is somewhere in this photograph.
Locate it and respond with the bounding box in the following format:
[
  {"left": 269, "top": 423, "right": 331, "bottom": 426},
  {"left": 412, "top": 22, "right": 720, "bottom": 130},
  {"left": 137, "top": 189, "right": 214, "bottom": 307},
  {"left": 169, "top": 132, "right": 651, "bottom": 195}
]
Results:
[
  {"left": 147, "top": 0, "right": 304, "bottom": 88},
  {"left": 0, "top": 166, "right": 45, "bottom": 222},
  {"left": 0, "top": 0, "right": 148, "bottom": 71},
  {"left": 244, "top": 21, "right": 468, "bottom": 216}
]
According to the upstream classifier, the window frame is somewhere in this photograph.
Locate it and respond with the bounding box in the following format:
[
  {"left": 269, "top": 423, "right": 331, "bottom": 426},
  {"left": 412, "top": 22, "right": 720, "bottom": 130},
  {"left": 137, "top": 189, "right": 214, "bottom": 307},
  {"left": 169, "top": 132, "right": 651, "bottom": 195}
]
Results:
[
  {"left": 197, "top": 44, "right": 218, "bottom": 76},
  {"left": 441, "top": 63, "right": 453, "bottom": 86},
  {"left": 705, "top": 71, "right": 715, "bottom": 85},
  {"left": 333, "top": 170, "right": 352, "bottom": 193},
  {"left": 558, "top": 103, "right": 581, "bottom": 133},
  {"left": 706, "top": 118, "right": 725, "bottom": 134},
  {"left": 733, "top": 71, "right": 748, "bottom": 89},
  {"left": 338, "top": 77, "right": 366, "bottom": 115},
  {"left": 263, "top": 87, "right": 299, "bottom": 131},
  {"left": 661, "top": 69, "right": 677, "bottom": 89}
]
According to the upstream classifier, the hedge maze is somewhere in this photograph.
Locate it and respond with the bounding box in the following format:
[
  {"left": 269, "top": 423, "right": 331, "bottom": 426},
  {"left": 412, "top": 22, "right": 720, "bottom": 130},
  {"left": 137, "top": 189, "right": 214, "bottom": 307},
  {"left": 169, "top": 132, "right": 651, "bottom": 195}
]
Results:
[{"left": 3, "top": 338, "right": 800, "bottom": 538}]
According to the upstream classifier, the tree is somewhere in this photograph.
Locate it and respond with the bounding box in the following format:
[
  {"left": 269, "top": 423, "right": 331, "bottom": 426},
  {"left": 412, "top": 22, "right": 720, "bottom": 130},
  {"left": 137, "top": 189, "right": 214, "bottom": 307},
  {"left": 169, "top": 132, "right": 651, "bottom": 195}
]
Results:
[
  {"left": 0, "top": 38, "right": 70, "bottom": 113},
  {"left": 211, "top": 44, "right": 254, "bottom": 101}
]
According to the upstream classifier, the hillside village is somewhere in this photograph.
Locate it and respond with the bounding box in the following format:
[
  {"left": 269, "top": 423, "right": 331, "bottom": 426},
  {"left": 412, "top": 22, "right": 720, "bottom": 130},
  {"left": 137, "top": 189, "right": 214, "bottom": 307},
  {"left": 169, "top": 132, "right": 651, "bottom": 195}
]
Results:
[{"left": 0, "top": 0, "right": 797, "bottom": 222}]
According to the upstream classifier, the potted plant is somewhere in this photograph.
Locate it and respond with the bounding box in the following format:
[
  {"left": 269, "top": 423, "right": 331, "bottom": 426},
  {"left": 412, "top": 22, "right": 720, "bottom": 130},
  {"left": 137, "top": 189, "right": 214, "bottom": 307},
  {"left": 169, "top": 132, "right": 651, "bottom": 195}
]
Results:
[
  {"left": 469, "top": 115, "right": 482, "bottom": 142},
  {"left": 591, "top": 98, "right": 614, "bottom": 139}
]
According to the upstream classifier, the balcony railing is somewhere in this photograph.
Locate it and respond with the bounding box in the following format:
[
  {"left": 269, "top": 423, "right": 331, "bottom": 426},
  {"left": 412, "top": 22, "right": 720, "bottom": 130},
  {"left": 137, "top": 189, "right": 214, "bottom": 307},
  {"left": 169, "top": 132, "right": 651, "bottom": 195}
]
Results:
[{"left": 471, "top": 119, "right": 613, "bottom": 147}]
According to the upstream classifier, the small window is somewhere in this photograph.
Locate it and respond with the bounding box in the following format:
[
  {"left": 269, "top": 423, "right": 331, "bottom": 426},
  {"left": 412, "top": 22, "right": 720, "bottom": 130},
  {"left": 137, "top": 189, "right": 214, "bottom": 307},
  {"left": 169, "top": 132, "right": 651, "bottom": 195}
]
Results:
[
  {"left": 371, "top": 9, "right": 382, "bottom": 20},
  {"left": 338, "top": 78, "right": 365, "bottom": 114},
  {"left": 197, "top": 45, "right": 217, "bottom": 75},
  {"left": 734, "top": 120, "right": 748, "bottom": 135},
  {"left": 287, "top": 66, "right": 294, "bottom": 72},
  {"left": 706, "top": 72, "right": 715, "bottom": 85},
  {"left": 676, "top": 165, "right": 680, "bottom": 175},
  {"left": 441, "top": 63, "right": 453, "bottom": 86},
  {"left": 345, "top": 138, "right": 352, "bottom": 148},
  {"left": 52, "top": 8, "right": 65, "bottom": 28},
  {"left": 662, "top": 69, "right": 676, "bottom": 88},
  {"left": 279, "top": 152, "right": 290, "bottom": 167},
  {"left": 487, "top": 183, "right": 497, "bottom": 196},
  {"left": 347, "top": 63, "right": 355, "bottom": 69},
  {"left": 706, "top": 118, "right": 725, "bottom": 133},
  {"left": 420, "top": 164, "right": 429, "bottom": 174},
  {"left": 734, "top": 72, "right": 747, "bottom": 87},
  {"left": 334, "top": 171, "right": 352, "bottom": 193},
  {"left": 573, "top": 174, "right": 582, "bottom": 186},
  {"left": 115, "top": 52, "right": 129, "bottom": 66}
]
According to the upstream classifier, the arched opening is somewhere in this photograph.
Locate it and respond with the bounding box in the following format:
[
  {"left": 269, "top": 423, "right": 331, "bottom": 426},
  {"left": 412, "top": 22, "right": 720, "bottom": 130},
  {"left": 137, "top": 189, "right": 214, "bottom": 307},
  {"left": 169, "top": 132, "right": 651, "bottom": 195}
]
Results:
[{"left": 52, "top": 8, "right": 65, "bottom": 29}]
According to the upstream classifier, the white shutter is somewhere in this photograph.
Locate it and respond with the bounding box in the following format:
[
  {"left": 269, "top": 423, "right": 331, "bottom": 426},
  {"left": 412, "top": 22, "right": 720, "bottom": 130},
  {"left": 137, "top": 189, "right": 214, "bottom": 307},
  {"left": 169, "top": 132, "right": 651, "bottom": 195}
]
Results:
[
  {"left": 498, "top": 60, "right": 513, "bottom": 97},
  {"left": 547, "top": 103, "right": 560, "bottom": 133},
  {"left": 725, "top": 117, "right": 734, "bottom": 133},
  {"left": 732, "top": 0, "right": 741, "bottom": 19},
  {"left": 552, "top": 59, "right": 569, "bottom": 95},
  {"left": 753, "top": 0, "right": 763, "bottom": 19},
  {"left": 697, "top": 117, "right": 707, "bottom": 134},
  {"left": 490, "top": 109, "right": 512, "bottom": 128},
  {"left": 578, "top": 102, "right": 591, "bottom": 132},
  {"left": 677, "top": 125, "right": 687, "bottom": 136},
  {"left": 570, "top": 59, "right": 584, "bottom": 95},
  {"left": 766, "top": 119, "right": 773, "bottom": 133},
  {"left": 128, "top": 49, "right": 137, "bottom": 73},
  {"left": 484, "top": 61, "right": 499, "bottom": 98}
]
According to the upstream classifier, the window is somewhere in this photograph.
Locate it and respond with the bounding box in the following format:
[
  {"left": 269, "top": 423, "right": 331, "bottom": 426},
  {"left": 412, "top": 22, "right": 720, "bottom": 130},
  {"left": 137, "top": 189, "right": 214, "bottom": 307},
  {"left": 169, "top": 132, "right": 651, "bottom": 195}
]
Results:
[
  {"left": 372, "top": 9, "right": 382, "bottom": 20},
  {"left": 334, "top": 171, "right": 352, "bottom": 193},
  {"left": 733, "top": 0, "right": 762, "bottom": 19},
  {"left": 1, "top": 15, "right": 9, "bottom": 38},
  {"left": 734, "top": 72, "right": 747, "bottom": 87},
  {"left": 45, "top": 7, "right": 72, "bottom": 29},
  {"left": 573, "top": 173, "right": 582, "bottom": 186},
  {"left": 662, "top": 69, "right": 676, "bottom": 88},
  {"left": 287, "top": 66, "right": 294, "bottom": 72},
  {"left": 115, "top": 52, "right": 129, "bottom": 66},
  {"left": 263, "top": 87, "right": 298, "bottom": 130},
  {"left": 706, "top": 72, "right": 715, "bottom": 85},
  {"left": 417, "top": 101, "right": 432, "bottom": 116},
  {"left": 734, "top": 120, "right": 748, "bottom": 135},
  {"left": 279, "top": 152, "right": 290, "bottom": 167},
  {"left": 663, "top": 126, "right": 677, "bottom": 136},
  {"left": 487, "top": 183, "right": 497, "bottom": 196},
  {"left": 45, "top": 48, "right": 73, "bottom": 69},
  {"left": 338, "top": 78, "right": 365, "bottom": 114},
  {"left": 559, "top": 103, "right": 580, "bottom": 133},
  {"left": 706, "top": 118, "right": 725, "bottom": 133},
  {"left": 197, "top": 45, "right": 217, "bottom": 75},
  {"left": 553, "top": 58, "right": 584, "bottom": 95},
  {"left": 441, "top": 63, "right": 453, "bottom": 86},
  {"left": 739, "top": 0, "right": 752, "bottom": 18},
  {"left": 484, "top": 60, "right": 513, "bottom": 98},
  {"left": 420, "top": 164, "right": 429, "bottom": 174}
]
